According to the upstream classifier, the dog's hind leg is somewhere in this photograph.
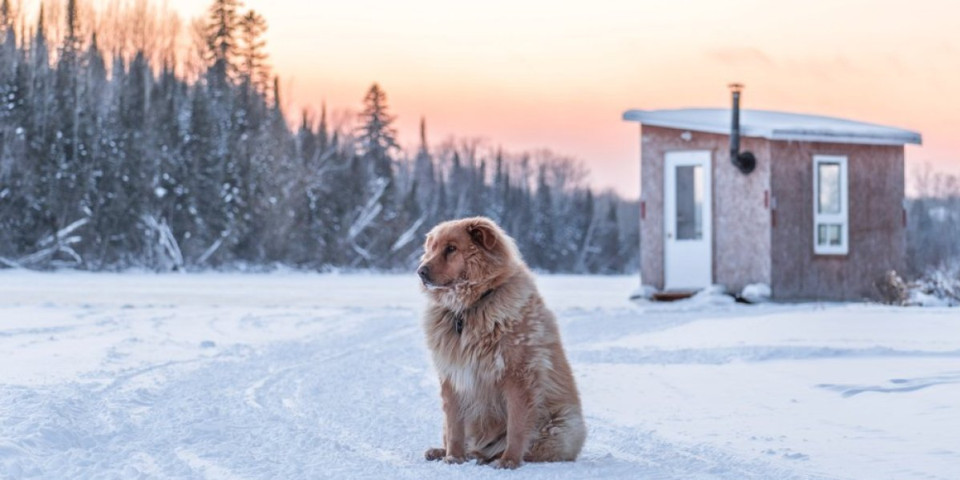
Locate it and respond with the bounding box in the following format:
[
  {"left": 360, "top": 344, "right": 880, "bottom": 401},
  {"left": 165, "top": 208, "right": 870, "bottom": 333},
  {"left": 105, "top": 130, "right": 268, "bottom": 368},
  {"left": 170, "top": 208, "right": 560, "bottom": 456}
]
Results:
[{"left": 524, "top": 410, "right": 586, "bottom": 462}]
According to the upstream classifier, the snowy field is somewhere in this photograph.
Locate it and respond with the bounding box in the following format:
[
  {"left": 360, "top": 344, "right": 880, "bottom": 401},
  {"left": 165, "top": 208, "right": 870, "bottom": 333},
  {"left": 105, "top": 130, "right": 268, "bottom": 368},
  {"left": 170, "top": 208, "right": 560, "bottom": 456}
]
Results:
[{"left": 1, "top": 272, "right": 958, "bottom": 480}]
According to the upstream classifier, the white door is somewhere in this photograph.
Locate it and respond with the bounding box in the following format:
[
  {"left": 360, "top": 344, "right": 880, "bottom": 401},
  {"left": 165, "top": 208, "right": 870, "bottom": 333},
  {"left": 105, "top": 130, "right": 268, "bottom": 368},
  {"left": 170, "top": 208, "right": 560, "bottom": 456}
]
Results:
[{"left": 664, "top": 151, "right": 712, "bottom": 290}]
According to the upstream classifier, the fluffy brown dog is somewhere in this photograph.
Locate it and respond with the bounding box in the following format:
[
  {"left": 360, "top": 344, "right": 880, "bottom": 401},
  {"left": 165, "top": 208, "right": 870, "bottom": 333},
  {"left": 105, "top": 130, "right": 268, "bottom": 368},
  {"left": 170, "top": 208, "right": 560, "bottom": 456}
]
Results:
[{"left": 418, "top": 217, "right": 586, "bottom": 469}]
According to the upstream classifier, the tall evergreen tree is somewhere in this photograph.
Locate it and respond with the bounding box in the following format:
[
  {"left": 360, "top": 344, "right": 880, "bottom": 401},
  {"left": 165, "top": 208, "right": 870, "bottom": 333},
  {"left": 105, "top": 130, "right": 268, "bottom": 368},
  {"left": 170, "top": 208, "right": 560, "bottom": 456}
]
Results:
[
  {"left": 317, "top": 102, "right": 329, "bottom": 152},
  {"left": 532, "top": 164, "right": 557, "bottom": 270},
  {"left": 412, "top": 117, "right": 435, "bottom": 209},
  {"left": 238, "top": 10, "right": 269, "bottom": 94},
  {"left": 594, "top": 201, "right": 623, "bottom": 273},
  {"left": 356, "top": 83, "right": 398, "bottom": 182},
  {"left": 205, "top": 0, "right": 243, "bottom": 86},
  {"left": 351, "top": 83, "right": 401, "bottom": 265}
]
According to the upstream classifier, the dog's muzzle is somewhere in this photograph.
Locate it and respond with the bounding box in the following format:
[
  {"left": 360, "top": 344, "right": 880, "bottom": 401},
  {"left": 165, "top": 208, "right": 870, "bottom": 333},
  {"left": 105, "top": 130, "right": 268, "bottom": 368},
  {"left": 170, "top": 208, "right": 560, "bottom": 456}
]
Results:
[{"left": 417, "top": 265, "right": 432, "bottom": 285}]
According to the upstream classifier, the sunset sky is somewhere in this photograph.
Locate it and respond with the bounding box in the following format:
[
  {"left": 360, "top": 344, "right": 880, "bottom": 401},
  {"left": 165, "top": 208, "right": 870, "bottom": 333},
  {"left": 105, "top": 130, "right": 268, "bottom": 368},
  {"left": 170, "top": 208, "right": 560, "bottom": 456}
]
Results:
[{"left": 165, "top": 0, "right": 959, "bottom": 198}]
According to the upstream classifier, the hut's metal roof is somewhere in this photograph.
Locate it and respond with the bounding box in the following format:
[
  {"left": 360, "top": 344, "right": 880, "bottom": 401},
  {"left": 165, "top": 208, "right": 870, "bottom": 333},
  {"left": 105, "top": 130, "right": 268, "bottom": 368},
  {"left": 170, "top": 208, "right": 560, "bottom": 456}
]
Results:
[{"left": 622, "top": 108, "right": 922, "bottom": 146}]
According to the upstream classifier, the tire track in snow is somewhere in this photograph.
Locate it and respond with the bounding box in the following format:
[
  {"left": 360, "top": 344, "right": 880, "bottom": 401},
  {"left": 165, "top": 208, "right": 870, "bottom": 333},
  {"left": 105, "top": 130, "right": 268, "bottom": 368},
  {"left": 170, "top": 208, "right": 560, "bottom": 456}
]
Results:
[
  {"left": 583, "top": 418, "right": 831, "bottom": 480},
  {"left": 2, "top": 300, "right": 835, "bottom": 479}
]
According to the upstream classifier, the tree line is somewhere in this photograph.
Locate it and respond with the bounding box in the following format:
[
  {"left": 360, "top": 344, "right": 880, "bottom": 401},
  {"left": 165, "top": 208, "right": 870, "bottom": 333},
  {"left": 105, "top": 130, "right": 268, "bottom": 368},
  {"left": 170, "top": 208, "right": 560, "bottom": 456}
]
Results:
[
  {"left": 0, "top": 0, "right": 639, "bottom": 273},
  {"left": 906, "top": 166, "right": 960, "bottom": 276}
]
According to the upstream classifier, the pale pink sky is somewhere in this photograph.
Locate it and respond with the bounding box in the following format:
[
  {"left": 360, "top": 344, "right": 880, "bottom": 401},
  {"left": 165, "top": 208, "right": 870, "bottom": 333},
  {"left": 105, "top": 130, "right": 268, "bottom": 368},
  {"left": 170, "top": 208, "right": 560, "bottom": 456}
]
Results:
[{"left": 167, "top": 0, "right": 959, "bottom": 198}]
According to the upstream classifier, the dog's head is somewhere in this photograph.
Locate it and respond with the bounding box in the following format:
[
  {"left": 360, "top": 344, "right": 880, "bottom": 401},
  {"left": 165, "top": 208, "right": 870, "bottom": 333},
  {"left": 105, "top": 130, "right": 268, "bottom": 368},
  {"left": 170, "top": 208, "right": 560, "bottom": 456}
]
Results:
[{"left": 417, "top": 217, "right": 518, "bottom": 295}]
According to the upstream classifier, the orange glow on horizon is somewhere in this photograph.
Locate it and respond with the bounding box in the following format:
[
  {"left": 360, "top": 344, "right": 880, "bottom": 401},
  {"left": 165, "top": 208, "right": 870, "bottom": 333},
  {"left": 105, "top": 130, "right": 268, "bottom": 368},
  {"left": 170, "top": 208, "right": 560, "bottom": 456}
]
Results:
[{"left": 161, "top": 0, "right": 960, "bottom": 198}]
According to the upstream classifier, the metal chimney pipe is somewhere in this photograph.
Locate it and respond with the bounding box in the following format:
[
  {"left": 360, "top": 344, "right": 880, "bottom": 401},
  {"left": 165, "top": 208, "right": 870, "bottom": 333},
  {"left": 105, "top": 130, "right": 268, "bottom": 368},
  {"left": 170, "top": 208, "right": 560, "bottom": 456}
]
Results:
[
  {"left": 729, "top": 83, "right": 743, "bottom": 165},
  {"left": 728, "top": 83, "right": 755, "bottom": 174}
]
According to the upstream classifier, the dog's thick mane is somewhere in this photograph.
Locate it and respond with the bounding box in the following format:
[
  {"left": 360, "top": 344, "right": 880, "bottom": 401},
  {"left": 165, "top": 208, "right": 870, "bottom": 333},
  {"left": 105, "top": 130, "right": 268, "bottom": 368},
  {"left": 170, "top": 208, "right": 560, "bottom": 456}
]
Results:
[
  {"left": 425, "top": 226, "right": 523, "bottom": 314},
  {"left": 426, "top": 267, "right": 534, "bottom": 340},
  {"left": 423, "top": 267, "right": 539, "bottom": 410}
]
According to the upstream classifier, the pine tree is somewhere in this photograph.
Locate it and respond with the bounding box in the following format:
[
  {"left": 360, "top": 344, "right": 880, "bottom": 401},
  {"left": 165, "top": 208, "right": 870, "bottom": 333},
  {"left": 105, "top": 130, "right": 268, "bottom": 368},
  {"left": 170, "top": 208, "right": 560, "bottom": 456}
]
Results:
[
  {"left": 185, "top": 81, "right": 221, "bottom": 254},
  {"left": 491, "top": 149, "right": 507, "bottom": 223},
  {"left": 118, "top": 51, "right": 152, "bottom": 258},
  {"left": 29, "top": 5, "right": 60, "bottom": 249},
  {"left": 238, "top": 10, "right": 269, "bottom": 94},
  {"left": 76, "top": 33, "right": 106, "bottom": 246},
  {"left": 434, "top": 167, "right": 449, "bottom": 222},
  {"left": 298, "top": 111, "right": 316, "bottom": 166},
  {"left": 572, "top": 188, "right": 595, "bottom": 272},
  {"left": 356, "top": 83, "right": 398, "bottom": 182},
  {"left": 450, "top": 151, "right": 464, "bottom": 217},
  {"left": 0, "top": 9, "right": 23, "bottom": 253},
  {"left": 352, "top": 83, "right": 401, "bottom": 266},
  {"left": 532, "top": 163, "right": 557, "bottom": 270},
  {"left": 412, "top": 117, "right": 435, "bottom": 209},
  {"left": 151, "top": 60, "right": 186, "bottom": 261},
  {"left": 50, "top": 0, "right": 85, "bottom": 242},
  {"left": 595, "top": 200, "right": 623, "bottom": 273},
  {"left": 205, "top": 0, "right": 243, "bottom": 86},
  {"left": 317, "top": 102, "right": 329, "bottom": 152}
]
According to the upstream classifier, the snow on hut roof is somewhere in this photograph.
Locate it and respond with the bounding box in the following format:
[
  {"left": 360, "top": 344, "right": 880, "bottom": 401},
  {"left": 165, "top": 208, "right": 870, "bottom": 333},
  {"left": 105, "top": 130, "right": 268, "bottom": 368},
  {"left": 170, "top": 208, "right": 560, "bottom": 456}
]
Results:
[{"left": 622, "top": 108, "right": 922, "bottom": 146}]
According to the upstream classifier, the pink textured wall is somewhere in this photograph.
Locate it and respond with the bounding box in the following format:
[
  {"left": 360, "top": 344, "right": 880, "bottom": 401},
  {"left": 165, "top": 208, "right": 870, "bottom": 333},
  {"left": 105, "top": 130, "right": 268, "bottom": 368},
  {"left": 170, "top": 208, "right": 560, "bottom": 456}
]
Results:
[
  {"left": 638, "top": 126, "right": 905, "bottom": 300},
  {"left": 639, "top": 126, "right": 771, "bottom": 292},
  {"left": 769, "top": 141, "right": 906, "bottom": 300}
]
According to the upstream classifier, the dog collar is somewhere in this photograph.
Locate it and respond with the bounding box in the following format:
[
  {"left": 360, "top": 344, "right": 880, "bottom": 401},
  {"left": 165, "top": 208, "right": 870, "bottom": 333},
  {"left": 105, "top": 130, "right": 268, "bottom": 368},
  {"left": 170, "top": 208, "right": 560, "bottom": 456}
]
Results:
[
  {"left": 453, "top": 289, "right": 496, "bottom": 335},
  {"left": 478, "top": 288, "right": 495, "bottom": 302}
]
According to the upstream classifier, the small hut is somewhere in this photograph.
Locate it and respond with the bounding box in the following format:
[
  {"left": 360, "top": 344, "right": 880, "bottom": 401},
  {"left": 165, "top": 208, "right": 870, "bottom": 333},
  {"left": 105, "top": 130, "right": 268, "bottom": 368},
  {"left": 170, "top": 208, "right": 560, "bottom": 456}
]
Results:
[{"left": 623, "top": 85, "right": 922, "bottom": 301}]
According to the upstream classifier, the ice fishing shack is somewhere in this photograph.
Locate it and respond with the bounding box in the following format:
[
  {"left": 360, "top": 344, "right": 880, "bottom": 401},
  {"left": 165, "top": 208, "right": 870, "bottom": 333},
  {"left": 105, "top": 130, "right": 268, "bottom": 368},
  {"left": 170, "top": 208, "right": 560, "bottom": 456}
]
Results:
[{"left": 623, "top": 85, "right": 922, "bottom": 301}]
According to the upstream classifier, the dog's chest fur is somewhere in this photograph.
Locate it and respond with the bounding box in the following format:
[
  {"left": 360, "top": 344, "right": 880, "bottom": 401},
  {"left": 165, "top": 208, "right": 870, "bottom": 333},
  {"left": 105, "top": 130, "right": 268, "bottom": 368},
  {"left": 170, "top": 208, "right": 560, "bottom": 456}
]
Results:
[{"left": 426, "top": 307, "right": 509, "bottom": 394}]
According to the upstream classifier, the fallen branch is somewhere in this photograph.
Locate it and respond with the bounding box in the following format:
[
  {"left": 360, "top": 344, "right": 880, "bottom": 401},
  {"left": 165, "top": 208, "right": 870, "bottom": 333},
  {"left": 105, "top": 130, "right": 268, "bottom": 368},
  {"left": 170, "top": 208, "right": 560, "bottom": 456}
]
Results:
[
  {"left": 142, "top": 215, "right": 184, "bottom": 270},
  {"left": 347, "top": 179, "right": 388, "bottom": 242},
  {"left": 391, "top": 215, "right": 426, "bottom": 253},
  {"left": 37, "top": 218, "right": 90, "bottom": 248},
  {"left": 197, "top": 232, "right": 229, "bottom": 265},
  {"left": 0, "top": 256, "right": 22, "bottom": 269},
  {"left": 16, "top": 218, "right": 89, "bottom": 268}
]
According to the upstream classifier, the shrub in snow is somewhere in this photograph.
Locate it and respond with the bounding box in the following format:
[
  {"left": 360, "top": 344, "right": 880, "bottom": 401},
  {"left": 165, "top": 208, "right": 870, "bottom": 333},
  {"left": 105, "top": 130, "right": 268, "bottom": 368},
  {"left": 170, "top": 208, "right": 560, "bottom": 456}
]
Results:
[
  {"left": 874, "top": 270, "right": 909, "bottom": 305},
  {"left": 740, "top": 283, "right": 771, "bottom": 304},
  {"left": 908, "top": 290, "right": 953, "bottom": 307},
  {"left": 907, "top": 263, "right": 960, "bottom": 307}
]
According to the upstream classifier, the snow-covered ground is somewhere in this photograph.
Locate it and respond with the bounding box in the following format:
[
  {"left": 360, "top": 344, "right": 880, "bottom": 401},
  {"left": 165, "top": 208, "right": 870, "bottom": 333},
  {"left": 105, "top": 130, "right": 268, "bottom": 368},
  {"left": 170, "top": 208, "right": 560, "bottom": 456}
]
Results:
[{"left": 1, "top": 272, "right": 958, "bottom": 479}]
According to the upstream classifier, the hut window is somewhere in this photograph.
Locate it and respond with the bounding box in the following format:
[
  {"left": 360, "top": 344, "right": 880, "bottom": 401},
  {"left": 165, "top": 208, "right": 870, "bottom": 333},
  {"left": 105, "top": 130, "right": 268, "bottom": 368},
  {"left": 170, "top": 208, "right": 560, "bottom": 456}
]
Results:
[
  {"left": 675, "top": 165, "right": 704, "bottom": 240},
  {"left": 813, "top": 155, "right": 848, "bottom": 255}
]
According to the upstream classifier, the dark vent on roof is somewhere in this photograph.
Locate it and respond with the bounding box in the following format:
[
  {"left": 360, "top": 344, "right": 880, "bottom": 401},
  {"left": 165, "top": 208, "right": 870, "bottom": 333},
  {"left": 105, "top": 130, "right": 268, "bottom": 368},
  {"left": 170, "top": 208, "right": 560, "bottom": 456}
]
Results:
[{"left": 729, "top": 83, "right": 756, "bottom": 174}]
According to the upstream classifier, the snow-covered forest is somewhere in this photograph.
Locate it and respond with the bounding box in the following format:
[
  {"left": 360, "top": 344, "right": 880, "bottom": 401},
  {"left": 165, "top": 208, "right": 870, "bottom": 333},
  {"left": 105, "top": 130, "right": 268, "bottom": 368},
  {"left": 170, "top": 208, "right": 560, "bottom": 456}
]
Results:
[
  {"left": 0, "top": 0, "right": 639, "bottom": 272},
  {"left": 902, "top": 168, "right": 960, "bottom": 302},
  {"left": 907, "top": 168, "right": 960, "bottom": 273}
]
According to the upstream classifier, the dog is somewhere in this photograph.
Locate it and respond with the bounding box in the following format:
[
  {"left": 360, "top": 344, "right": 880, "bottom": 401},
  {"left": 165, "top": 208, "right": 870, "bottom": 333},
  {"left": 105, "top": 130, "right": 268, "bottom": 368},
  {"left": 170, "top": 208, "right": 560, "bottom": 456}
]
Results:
[{"left": 417, "top": 216, "right": 586, "bottom": 469}]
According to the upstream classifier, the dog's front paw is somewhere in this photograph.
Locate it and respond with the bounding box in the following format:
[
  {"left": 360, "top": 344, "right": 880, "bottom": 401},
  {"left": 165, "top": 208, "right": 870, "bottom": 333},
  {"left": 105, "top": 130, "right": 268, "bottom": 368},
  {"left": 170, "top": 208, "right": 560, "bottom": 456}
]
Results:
[
  {"left": 442, "top": 455, "right": 466, "bottom": 464},
  {"left": 492, "top": 456, "right": 522, "bottom": 469},
  {"left": 424, "top": 448, "right": 446, "bottom": 461}
]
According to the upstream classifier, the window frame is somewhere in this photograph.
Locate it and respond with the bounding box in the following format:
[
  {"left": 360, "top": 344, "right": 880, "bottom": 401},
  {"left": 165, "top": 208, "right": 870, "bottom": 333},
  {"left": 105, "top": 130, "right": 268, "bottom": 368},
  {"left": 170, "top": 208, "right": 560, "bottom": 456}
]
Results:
[{"left": 812, "top": 154, "right": 849, "bottom": 255}]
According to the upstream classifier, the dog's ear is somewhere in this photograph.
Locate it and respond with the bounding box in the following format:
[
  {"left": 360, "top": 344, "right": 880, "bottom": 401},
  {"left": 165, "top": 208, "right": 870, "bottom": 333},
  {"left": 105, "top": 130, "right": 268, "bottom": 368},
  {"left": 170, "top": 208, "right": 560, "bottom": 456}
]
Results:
[{"left": 467, "top": 219, "right": 498, "bottom": 251}]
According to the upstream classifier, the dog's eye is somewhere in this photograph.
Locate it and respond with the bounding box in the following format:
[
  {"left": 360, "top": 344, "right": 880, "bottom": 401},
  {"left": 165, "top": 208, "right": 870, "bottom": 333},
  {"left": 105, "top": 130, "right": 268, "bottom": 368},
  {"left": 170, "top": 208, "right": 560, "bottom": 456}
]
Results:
[{"left": 444, "top": 245, "right": 457, "bottom": 255}]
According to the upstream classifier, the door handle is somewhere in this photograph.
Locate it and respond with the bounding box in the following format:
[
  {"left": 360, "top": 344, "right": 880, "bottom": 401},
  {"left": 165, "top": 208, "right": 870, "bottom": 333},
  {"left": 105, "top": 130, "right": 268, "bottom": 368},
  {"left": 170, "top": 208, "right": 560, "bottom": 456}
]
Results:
[{"left": 667, "top": 232, "right": 673, "bottom": 239}]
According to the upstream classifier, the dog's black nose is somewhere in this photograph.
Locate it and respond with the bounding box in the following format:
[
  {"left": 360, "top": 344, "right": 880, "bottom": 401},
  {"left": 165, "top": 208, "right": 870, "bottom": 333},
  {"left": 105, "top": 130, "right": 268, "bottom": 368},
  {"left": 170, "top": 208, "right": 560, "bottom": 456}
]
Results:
[{"left": 417, "top": 265, "right": 430, "bottom": 281}]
